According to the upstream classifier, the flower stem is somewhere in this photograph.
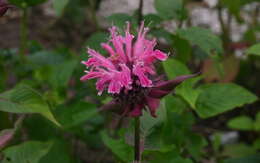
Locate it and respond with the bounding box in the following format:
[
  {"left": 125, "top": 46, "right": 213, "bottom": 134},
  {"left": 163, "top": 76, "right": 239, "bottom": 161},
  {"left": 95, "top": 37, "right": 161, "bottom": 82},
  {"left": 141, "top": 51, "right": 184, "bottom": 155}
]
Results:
[
  {"left": 19, "top": 8, "right": 28, "bottom": 59},
  {"left": 134, "top": 117, "right": 141, "bottom": 162}
]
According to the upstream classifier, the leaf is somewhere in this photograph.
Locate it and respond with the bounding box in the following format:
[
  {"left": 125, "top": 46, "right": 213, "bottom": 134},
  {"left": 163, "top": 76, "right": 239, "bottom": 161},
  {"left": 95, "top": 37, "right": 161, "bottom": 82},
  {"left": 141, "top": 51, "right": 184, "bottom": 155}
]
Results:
[
  {"left": 9, "top": 0, "right": 47, "bottom": 8},
  {"left": 253, "top": 139, "right": 260, "bottom": 150},
  {"left": 222, "top": 143, "right": 256, "bottom": 158},
  {"left": 52, "top": 0, "right": 69, "bottom": 16},
  {"left": 143, "top": 14, "right": 163, "bottom": 28},
  {"left": 39, "top": 139, "right": 74, "bottom": 163},
  {"left": 186, "top": 134, "right": 207, "bottom": 160},
  {"left": 246, "top": 43, "right": 260, "bottom": 56},
  {"left": 195, "top": 83, "right": 258, "bottom": 118},
  {"left": 176, "top": 27, "right": 223, "bottom": 56},
  {"left": 165, "top": 95, "right": 188, "bottom": 114},
  {"left": 141, "top": 99, "right": 166, "bottom": 135},
  {"left": 28, "top": 51, "right": 65, "bottom": 67},
  {"left": 227, "top": 116, "right": 254, "bottom": 131},
  {"left": 0, "top": 85, "right": 60, "bottom": 126},
  {"left": 154, "top": 0, "right": 186, "bottom": 20},
  {"left": 101, "top": 131, "right": 134, "bottom": 162},
  {"left": 2, "top": 141, "right": 53, "bottom": 163},
  {"left": 49, "top": 60, "right": 77, "bottom": 88},
  {"left": 85, "top": 32, "right": 109, "bottom": 53},
  {"left": 224, "top": 154, "right": 260, "bottom": 163},
  {"left": 150, "top": 29, "right": 173, "bottom": 44},
  {"left": 254, "top": 112, "right": 260, "bottom": 131},
  {"left": 175, "top": 77, "right": 202, "bottom": 109},
  {"left": 54, "top": 101, "right": 97, "bottom": 128},
  {"left": 163, "top": 58, "right": 190, "bottom": 79},
  {"left": 172, "top": 34, "right": 192, "bottom": 63}
]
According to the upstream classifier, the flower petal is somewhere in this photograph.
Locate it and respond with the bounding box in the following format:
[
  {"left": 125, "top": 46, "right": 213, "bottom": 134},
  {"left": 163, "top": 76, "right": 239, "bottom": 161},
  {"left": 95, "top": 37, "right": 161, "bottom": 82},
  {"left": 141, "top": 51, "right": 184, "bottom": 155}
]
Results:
[
  {"left": 154, "top": 74, "right": 199, "bottom": 91},
  {"left": 148, "top": 89, "right": 170, "bottom": 98},
  {"left": 129, "top": 103, "right": 144, "bottom": 117},
  {"left": 146, "top": 97, "right": 160, "bottom": 117},
  {"left": 153, "top": 50, "right": 168, "bottom": 61}
]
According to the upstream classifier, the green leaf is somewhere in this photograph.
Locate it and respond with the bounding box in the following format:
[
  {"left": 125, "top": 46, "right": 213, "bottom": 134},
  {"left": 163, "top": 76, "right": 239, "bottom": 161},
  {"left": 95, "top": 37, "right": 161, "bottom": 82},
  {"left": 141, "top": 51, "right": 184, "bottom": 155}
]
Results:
[
  {"left": 154, "top": 0, "right": 186, "bottom": 20},
  {"left": 186, "top": 133, "right": 207, "bottom": 160},
  {"left": 246, "top": 43, "right": 260, "bottom": 56},
  {"left": 39, "top": 139, "right": 74, "bottom": 163},
  {"left": 49, "top": 60, "right": 77, "bottom": 88},
  {"left": 85, "top": 32, "right": 109, "bottom": 53},
  {"left": 172, "top": 34, "right": 192, "bottom": 63},
  {"left": 227, "top": 116, "right": 254, "bottom": 130},
  {"left": 143, "top": 14, "right": 163, "bottom": 28},
  {"left": 0, "top": 85, "right": 60, "bottom": 126},
  {"left": 195, "top": 83, "right": 258, "bottom": 118},
  {"left": 163, "top": 58, "right": 190, "bottom": 79},
  {"left": 254, "top": 112, "right": 260, "bottom": 131},
  {"left": 54, "top": 101, "right": 97, "bottom": 128},
  {"left": 28, "top": 51, "right": 65, "bottom": 67},
  {"left": 253, "top": 139, "right": 260, "bottom": 150},
  {"left": 141, "top": 99, "right": 166, "bottom": 135},
  {"left": 175, "top": 77, "right": 201, "bottom": 109},
  {"left": 165, "top": 95, "right": 188, "bottom": 114},
  {"left": 176, "top": 27, "right": 223, "bottom": 56},
  {"left": 224, "top": 154, "right": 260, "bottom": 163},
  {"left": 52, "top": 0, "right": 69, "bottom": 16},
  {"left": 101, "top": 131, "right": 134, "bottom": 162},
  {"left": 222, "top": 143, "right": 256, "bottom": 158},
  {"left": 2, "top": 141, "right": 53, "bottom": 163},
  {"left": 9, "top": 0, "right": 47, "bottom": 8},
  {"left": 150, "top": 29, "right": 173, "bottom": 44}
]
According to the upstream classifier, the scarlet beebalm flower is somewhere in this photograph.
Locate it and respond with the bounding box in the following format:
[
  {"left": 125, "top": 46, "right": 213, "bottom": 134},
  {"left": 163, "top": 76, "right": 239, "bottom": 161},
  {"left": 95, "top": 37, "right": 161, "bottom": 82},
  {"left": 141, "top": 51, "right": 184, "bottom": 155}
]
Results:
[{"left": 81, "top": 22, "right": 196, "bottom": 117}]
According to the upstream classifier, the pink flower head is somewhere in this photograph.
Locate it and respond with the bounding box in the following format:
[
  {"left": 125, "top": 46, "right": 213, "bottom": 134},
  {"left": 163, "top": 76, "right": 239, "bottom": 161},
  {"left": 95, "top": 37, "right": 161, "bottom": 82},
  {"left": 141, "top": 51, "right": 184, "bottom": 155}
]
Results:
[{"left": 81, "top": 22, "right": 196, "bottom": 117}]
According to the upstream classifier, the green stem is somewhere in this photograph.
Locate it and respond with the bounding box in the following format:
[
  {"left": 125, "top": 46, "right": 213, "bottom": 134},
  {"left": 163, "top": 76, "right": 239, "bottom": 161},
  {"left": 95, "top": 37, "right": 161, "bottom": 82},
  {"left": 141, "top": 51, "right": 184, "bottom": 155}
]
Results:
[
  {"left": 134, "top": 117, "right": 141, "bottom": 162},
  {"left": 19, "top": 8, "right": 28, "bottom": 58}
]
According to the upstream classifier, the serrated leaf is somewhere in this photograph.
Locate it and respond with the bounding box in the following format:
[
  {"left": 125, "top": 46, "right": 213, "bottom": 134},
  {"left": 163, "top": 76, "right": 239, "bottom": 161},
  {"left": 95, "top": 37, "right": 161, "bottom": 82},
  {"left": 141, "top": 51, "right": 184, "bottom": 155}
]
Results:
[
  {"left": 195, "top": 83, "right": 258, "bottom": 118},
  {"left": 246, "top": 43, "right": 260, "bottom": 56},
  {"left": 176, "top": 27, "right": 223, "bottom": 56},
  {"left": 0, "top": 85, "right": 60, "bottom": 126},
  {"left": 227, "top": 116, "right": 254, "bottom": 131},
  {"left": 2, "top": 141, "right": 53, "bottom": 163}
]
